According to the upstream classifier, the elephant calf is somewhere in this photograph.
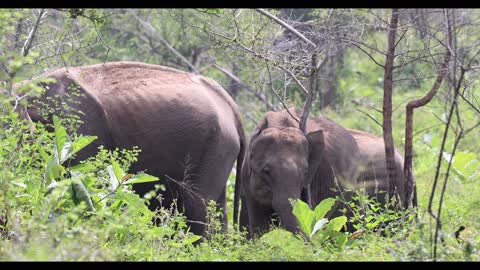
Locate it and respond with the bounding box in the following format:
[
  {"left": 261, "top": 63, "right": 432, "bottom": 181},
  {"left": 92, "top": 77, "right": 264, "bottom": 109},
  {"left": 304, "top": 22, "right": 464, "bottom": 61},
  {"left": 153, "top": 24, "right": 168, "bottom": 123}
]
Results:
[{"left": 238, "top": 108, "right": 361, "bottom": 237}]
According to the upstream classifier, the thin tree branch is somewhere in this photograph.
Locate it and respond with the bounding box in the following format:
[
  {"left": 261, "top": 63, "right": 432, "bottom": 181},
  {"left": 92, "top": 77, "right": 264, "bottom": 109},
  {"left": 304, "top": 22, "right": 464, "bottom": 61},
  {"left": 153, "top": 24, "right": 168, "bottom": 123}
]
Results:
[
  {"left": 22, "top": 9, "right": 46, "bottom": 57},
  {"left": 130, "top": 11, "right": 200, "bottom": 74},
  {"left": 256, "top": 8, "right": 316, "bottom": 48},
  {"left": 265, "top": 62, "right": 299, "bottom": 123},
  {"left": 356, "top": 108, "right": 382, "bottom": 128},
  {"left": 213, "top": 64, "right": 275, "bottom": 111},
  {"left": 92, "top": 19, "right": 111, "bottom": 63},
  {"left": 277, "top": 65, "right": 308, "bottom": 94}
]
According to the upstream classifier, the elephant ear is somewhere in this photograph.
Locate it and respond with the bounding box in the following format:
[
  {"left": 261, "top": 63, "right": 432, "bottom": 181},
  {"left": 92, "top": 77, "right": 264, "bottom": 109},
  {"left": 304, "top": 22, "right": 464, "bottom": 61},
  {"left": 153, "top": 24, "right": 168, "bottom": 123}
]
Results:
[
  {"left": 306, "top": 129, "right": 325, "bottom": 166},
  {"left": 250, "top": 114, "right": 270, "bottom": 141}
]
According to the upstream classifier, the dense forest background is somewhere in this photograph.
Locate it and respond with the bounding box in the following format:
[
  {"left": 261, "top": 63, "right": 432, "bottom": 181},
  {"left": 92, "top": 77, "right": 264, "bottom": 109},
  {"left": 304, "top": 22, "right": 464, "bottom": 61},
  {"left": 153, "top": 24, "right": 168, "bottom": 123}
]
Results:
[{"left": 0, "top": 9, "right": 479, "bottom": 261}]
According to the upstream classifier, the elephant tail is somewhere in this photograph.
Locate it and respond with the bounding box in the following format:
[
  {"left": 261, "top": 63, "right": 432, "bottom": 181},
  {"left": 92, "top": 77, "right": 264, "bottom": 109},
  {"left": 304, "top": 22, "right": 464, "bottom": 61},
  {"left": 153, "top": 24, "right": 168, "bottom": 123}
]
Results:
[{"left": 233, "top": 128, "right": 246, "bottom": 229}]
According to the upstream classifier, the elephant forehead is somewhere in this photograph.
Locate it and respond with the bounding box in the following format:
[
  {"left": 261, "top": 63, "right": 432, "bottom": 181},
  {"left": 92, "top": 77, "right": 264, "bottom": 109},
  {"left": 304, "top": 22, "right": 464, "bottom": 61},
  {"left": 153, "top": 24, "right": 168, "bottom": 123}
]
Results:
[{"left": 260, "top": 127, "right": 305, "bottom": 142}]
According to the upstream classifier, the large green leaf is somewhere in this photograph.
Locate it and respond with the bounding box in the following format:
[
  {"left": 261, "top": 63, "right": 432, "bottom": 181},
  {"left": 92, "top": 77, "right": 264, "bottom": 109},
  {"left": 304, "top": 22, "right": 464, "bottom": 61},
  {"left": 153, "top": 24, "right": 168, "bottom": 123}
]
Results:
[
  {"left": 326, "top": 216, "right": 347, "bottom": 232},
  {"left": 52, "top": 115, "right": 67, "bottom": 158},
  {"left": 44, "top": 155, "right": 64, "bottom": 184},
  {"left": 123, "top": 173, "right": 159, "bottom": 185},
  {"left": 71, "top": 135, "right": 97, "bottom": 157},
  {"left": 313, "top": 197, "right": 336, "bottom": 220},
  {"left": 59, "top": 136, "right": 97, "bottom": 164},
  {"left": 291, "top": 199, "right": 315, "bottom": 236},
  {"left": 111, "top": 159, "right": 124, "bottom": 183}
]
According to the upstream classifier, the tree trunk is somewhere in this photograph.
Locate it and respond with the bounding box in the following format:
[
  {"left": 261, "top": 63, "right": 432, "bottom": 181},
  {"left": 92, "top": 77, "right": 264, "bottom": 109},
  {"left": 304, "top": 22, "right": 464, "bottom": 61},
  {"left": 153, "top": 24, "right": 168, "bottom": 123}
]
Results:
[
  {"left": 404, "top": 9, "right": 452, "bottom": 209},
  {"left": 319, "top": 51, "right": 343, "bottom": 109},
  {"left": 383, "top": 9, "right": 399, "bottom": 202}
]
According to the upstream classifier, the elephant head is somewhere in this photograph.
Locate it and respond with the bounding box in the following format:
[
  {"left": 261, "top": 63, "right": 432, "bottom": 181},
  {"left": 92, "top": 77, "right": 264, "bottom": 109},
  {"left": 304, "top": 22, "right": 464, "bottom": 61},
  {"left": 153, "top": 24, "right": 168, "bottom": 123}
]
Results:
[{"left": 244, "top": 121, "right": 325, "bottom": 235}]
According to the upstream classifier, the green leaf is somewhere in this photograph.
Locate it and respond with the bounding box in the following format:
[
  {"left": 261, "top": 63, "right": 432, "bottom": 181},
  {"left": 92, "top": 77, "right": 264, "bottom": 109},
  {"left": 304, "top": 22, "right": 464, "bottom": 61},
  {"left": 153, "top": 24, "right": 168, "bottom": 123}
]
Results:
[
  {"left": 71, "top": 135, "right": 97, "bottom": 157},
  {"left": 291, "top": 199, "right": 315, "bottom": 236},
  {"left": 107, "top": 165, "right": 120, "bottom": 192},
  {"left": 326, "top": 216, "right": 347, "bottom": 232},
  {"left": 185, "top": 235, "right": 202, "bottom": 245},
  {"left": 313, "top": 197, "right": 336, "bottom": 220},
  {"left": 52, "top": 115, "right": 67, "bottom": 158},
  {"left": 70, "top": 162, "right": 95, "bottom": 173},
  {"left": 59, "top": 141, "right": 73, "bottom": 164},
  {"left": 71, "top": 178, "right": 95, "bottom": 212},
  {"left": 44, "top": 156, "right": 64, "bottom": 183},
  {"left": 111, "top": 159, "right": 124, "bottom": 183},
  {"left": 310, "top": 218, "right": 328, "bottom": 238},
  {"left": 123, "top": 173, "right": 159, "bottom": 185},
  {"left": 59, "top": 136, "right": 96, "bottom": 164}
]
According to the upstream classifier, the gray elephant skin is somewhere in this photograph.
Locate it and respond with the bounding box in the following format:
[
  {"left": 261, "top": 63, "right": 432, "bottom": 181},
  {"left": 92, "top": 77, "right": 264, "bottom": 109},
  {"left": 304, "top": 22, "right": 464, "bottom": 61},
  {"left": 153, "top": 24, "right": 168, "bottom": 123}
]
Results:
[
  {"left": 15, "top": 61, "right": 245, "bottom": 236},
  {"left": 238, "top": 108, "right": 361, "bottom": 237},
  {"left": 348, "top": 129, "right": 409, "bottom": 206}
]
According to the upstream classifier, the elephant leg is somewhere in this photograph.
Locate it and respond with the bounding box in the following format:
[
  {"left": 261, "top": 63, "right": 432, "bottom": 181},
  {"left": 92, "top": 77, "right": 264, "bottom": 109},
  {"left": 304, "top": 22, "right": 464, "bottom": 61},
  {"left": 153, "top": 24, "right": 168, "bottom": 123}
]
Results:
[
  {"left": 216, "top": 187, "right": 228, "bottom": 233},
  {"left": 239, "top": 196, "right": 249, "bottom": 233},
  {"left": 183, "top": 192, "right": 208, "bottom": 236}
]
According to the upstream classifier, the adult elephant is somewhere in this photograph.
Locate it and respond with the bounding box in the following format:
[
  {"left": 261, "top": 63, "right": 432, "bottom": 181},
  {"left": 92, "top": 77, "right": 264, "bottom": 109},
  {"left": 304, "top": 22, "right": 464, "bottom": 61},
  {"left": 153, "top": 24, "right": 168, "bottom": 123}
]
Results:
[
  {"left": 237, "top": 108, "right": 361, "bottom": 237},
  {"left": 347, "top": 129, "right": 409, "bottom": 206},
  {"left": 15, "top": 61, "right": 245, "bottom": 236}
]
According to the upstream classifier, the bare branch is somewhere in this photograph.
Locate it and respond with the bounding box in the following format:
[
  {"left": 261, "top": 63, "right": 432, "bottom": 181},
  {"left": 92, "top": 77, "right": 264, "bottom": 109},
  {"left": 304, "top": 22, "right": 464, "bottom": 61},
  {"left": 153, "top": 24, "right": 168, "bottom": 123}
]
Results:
[
  {"left": 256, "top": 8, "right": 316, "bottom": 48},
  {"left": 265, "top": 62, "right": 299, "bottom": 123},
  {"left": 213, "top": 64, "right": 275, "bottom": 111},
  {"left": 130, "top": 10, "right": 200, "bottom": 74},
  {"left": 356, "top": 108, "right": 382, "bottom": 128},
  {"left": 277, "top": 65, "right": 308, "bottom": 94},
  {"left": 92, "top": 19, "right": 111, "bottom": 63},
  {"left": 22, "top": 9, "right": 47, "bottom": 57}
]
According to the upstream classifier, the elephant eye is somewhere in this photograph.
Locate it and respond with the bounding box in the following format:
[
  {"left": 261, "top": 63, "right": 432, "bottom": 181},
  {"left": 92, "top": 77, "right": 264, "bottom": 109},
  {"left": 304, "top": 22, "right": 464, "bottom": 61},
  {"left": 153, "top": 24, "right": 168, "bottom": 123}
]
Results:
[{"left": 262, "top": 165, "right": 271, "bottom": 176}]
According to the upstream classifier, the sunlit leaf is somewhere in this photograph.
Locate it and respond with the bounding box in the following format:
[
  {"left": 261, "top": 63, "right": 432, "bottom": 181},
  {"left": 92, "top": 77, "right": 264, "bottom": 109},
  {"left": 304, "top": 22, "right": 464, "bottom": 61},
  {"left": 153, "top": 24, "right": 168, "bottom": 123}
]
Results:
[
  {"left": 111, "top": 159, "right": 124, "bottom": 183},
  {"left": 314, "top": 197, "right": 336, "bottom": 220},
  {"left": 291, "top": 199, "right": 315, "bottom": 236},
  {"left": 70, "top": 162, "right": 95, "bottom": 173},
  {"left": 326, "top": 216, "right": 347, "bottom": 232},
  {"left": 70, "top": 135, "right": 97, "bottom": 158},
  {"left": 123, "top": 173, "right": 159, "bottom": 185}
]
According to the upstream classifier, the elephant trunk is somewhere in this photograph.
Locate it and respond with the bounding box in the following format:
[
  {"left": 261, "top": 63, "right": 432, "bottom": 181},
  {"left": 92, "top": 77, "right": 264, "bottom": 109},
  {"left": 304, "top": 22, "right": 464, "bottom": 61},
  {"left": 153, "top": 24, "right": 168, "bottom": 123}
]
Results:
[{"left": 273, "top": 193, "right": 300, "bottom": 234}]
